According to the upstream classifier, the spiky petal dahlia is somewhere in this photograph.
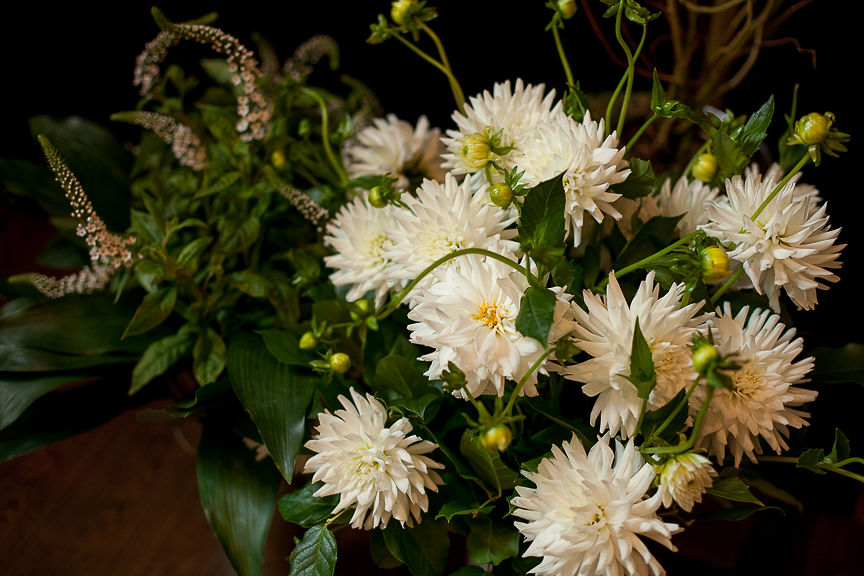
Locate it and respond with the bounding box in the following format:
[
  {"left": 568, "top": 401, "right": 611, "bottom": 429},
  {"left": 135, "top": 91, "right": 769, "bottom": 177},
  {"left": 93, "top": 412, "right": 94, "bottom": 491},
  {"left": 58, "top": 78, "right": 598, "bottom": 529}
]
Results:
[
  {"left": 304, "top": 389, "right": 445, "bottom": 530},
  {"left": 512, "top": 435, "right": 679, "bottom": 576},
  {"left": 655, "top": 452, "right": 717, "bottom": 512}
]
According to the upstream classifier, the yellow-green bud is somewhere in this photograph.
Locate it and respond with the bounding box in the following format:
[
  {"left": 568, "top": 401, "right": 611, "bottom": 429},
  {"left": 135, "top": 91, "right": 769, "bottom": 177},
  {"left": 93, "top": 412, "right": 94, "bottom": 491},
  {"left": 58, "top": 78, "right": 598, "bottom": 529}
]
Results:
[
  {"left": 354, "top": 299, "right": 371, "bottom": 315},
  {"left": 692, "top": 344, "right": 720, "bottom": 373},
  {"left": 557, "top": 0, "right": 578, "bottom": 19},
  {"left": 271, "top": 150, "right": 287, "bottom": 170},
  {"left": 795, "top": 112, "right": 832, "bottom": 146},
  {"left": 699, "top": 246, "right": 731, "bottom": 284},
  {"left": 481, "top": 424, "right": 513, "bottom": 453},
  {"left": 369, "top": 186, "right": 388, "bottom": 208},
  {"left": 459, "top": 133, "right": 492, "bottom": 171},
  {"left": 299, "top": 331, "right": 317, "bottom": 350},
  {"left": 691, "top": 153, "right": 717, "bottom": 183},
  {"left": 489, "top": 183, "right": 513, "bottom": 208},
  {"left": 391, "top": 0, "right": 414, "bottom": 25},
  {"left": 329, "top": 352, "right": 351, "bottom": 374}
]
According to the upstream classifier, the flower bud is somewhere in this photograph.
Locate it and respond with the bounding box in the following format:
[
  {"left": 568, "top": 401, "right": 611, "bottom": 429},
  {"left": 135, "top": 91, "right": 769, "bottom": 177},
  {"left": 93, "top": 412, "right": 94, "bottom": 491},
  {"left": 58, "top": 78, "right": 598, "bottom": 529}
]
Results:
[
  {"left": 271, "top": 150, "right": 287, "bottom": 170},
  {"left": 699, "top": 246, "right": 731, "bottom": 284},
  {"left": 299, "top": 331, "right": 317, "bottom": 350},
  {"left": 391, "top": 0, "right": 414, "bottom": 25},
  {"left": 794, "top": 112, "right": 832, "bottom": 146},
  {"left": 481, "top": 424, "right": 513, "bottom": 453},
  {"left": 692, "top": 343, "right": 720, "bottom": 374},
  {"left": 354, "top": 299, "right": 371, "bottom": 315},
  {"left": 368, "top": 186, "right": 388, "bottom": 208},
  {"left": 557, "top": 0, "right": 578, "bottom": 19},
  {"left": 459, "top": 133, "right": 492, "bottom": 171},
  {"left": 329, "top": 352, "right": 351, "bottom": 374},
  {"left": 489, "top": 183, "right": 513, "bottom": 208},
  {"left": 691, "top": 153, "right": 717, "bottom": 183}
]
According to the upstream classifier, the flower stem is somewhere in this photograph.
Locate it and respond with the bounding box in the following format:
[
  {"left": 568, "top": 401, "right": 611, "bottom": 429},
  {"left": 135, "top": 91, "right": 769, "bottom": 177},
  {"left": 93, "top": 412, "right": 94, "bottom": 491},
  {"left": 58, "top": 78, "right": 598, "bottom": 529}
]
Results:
[
  {"left": 503, "top": 347, "right": 555, "bottom": 417},
  {"left": 299, "top": 87, "right": 348, "bottom": 187},
  {"left": 391, "top": 30, "right": 464, "bottom": 113},
  {"left": 683, "top": 141, "right": 710, "bottom": 178},
  {"left": 626, "top": 114, "right": 657, "bottom": 151},
  {"left": 750, "top": 153, "right": 810, "bottom": 221},
  {"left": 551, "top": 18, "right": 574, "bottom": 87},
  {"left": 643, "top": 378, "right": 700, "bottom": 447},
  {"left": 376, "top": 248, "right": 537, "bottom": 320},
  {"left": 595, "top": 231, "right": 703, "bottom": 291},
  {"left": 419, "top": 22, "right": 465, "bottom": 111},
  {"left": 616, "top": 22, "right": 648, "bottom": 139},
  {"left": 758, "top": 456, "right": 864, "bottom": 484},
  {"left": 709, "top": 267, "right": 744, "bottom": 304},
  {"left": 642, "top": 386, "right": 713, "bottom": 455}
]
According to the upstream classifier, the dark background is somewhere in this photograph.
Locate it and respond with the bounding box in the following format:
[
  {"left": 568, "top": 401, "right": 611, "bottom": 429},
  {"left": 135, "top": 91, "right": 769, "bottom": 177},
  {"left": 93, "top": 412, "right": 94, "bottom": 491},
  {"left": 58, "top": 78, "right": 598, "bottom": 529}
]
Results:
[{"left": 1, "top": 2, "right": 862, "bottom": 575}]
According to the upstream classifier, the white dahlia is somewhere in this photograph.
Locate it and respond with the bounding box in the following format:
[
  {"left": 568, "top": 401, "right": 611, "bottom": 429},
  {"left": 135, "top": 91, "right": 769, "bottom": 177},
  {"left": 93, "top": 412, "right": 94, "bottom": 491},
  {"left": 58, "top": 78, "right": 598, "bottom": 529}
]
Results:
[
  {"left": 384, "top": 173, "right": 518, "bottom": 300},
  {"left": 304, "top": 388, "right": 445, "bottom": 530},
  {"left": 655, "top": 176, "right": 720, "bottom": 237},
  {"left": 345, "top": 114, "right": 445, "bottom": 192},
  {"left": 407, "top": 255, "right": 575, "bottom": 399},
  {"left": 700, "top": 165, "right": 843, "bottom": 311},
  {"left": 561, "top": 272, "right": 706, "bottom": 439},
  {"left": 655, "top": 452, "right": 716, "bottom": 512},
  {"left": 519, "top": 112, "right": 630, "bottom": 247},
  {"left": 323, "top": 195, "right": 401, "bottom": 307},
  {"left": 442, "top": 79, "right": 563, "bottom": 177},
  {"left": 693, "top": 304, "right": 816, "bottom": 466},
  {"left": 512, "top": 435, "right": 678, "bottom": 576}
]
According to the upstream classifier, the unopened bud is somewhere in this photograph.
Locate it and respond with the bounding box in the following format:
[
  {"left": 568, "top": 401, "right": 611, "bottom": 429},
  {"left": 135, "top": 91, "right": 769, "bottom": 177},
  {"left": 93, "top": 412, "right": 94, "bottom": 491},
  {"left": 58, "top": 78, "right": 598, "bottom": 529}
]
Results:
[
  {"left": 329, "top": 352, "right": 351, "bottom": 374},
  {"left": 299, "top": 331, "right": 317, "bottom": 350},
  {"left": 271, "top": 150, "right": 287, "bottom": 170},
  {"left": 557, "top": 0, "right": 578, "bottom": 19},
  {"left": 699, "top": 246, "right": 731, "bottom": 284},
  {"left": 391, "top": 0, "right": 414, "bottom": 25},
  {"left": 489, "top": 183, "right": 513, "bottom": 208},
  {"left": 459, "top": 133, "right": 492, "bottom": 171},
  {"left": 354, "top": 299, "right": 371, "bottom": 315},
  {"left": 794, "top": 112, "right": 832, "bottom": 146},
  {"left": 369, "top": 186, "right": 388, "bottom": 208},
  {"left": 692, "top": 343, "right": 720, "bottom": 374},
  {"left": 481, "top": 424, "right": 513, "bottom": 453},
  {"left": 691, "top": 153, "right": 717, "bottom": 183}
]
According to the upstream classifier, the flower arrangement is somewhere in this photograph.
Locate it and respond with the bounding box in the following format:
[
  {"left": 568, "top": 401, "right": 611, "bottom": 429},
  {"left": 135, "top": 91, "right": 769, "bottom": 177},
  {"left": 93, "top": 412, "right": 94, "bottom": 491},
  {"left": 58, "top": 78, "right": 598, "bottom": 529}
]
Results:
[{"left": 1, "top": 2, "right": 861, "bottom": 575}]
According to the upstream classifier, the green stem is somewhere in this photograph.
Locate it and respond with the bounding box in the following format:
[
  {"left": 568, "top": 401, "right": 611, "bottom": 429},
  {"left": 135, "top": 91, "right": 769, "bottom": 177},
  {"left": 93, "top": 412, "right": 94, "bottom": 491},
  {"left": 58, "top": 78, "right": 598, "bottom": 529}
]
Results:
[
  {"left": 684, "top": 141, "right": 710, "bottom": 179},
  {"left": 642, "top": 386, "right": 714, "bottom": 455},
  {"left": 299, "top": 87, "right": 348, "bottom": 187},
  {"left": 391, "top": 30, "right": 464, "bottom": 112},
  {"left": 626, "top": 114, "right": 657, "bottom": 151},
  {"left": 503, "top": 348, "right": 555, "bottom": 417},
  {"left": 834, "top": 457, "right": 864, "bottom": 468},
  {"left": 605, "top": 69, "right": 629, "bottom": 136},
  {"left": 758, "top": 456, "right": 864, "bottom": 484},
  {"left": 709, "top": 267, "right": 744, "bottom": 304},
  {"left": 376, "top": 248, "right": 538, "bottom": 320},
  {"left": 616, "top": 22, "right": 648, "bottom": 138},
  {"left": 419, "top": 22, "right": 465, "bottom": 111},
  {"left": 750, "top": 153, "right": 810, "bottom": 221},
  {"left": 643, "top": 378, "right": 700, "bottom": 447},
  {"left": 634, "top": 397, "right": 649, "bottom": 437},
  {"left": 551, "top": 19, "right": 574, "bottom": 87},
  {"left": 595, "top": 231, "right": 703, "bottom": 290}
]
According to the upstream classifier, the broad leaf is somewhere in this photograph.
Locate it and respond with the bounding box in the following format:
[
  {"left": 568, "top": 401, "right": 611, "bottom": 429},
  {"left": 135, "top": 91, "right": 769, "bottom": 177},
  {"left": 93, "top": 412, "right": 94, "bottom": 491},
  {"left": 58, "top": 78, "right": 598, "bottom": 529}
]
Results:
[
  {"left": 515, "top": 286, "right": 556, "bottom": 345},
  {"left": 369, "top": 530, "right": 402, "bottom": 569},
  {"left": 197, "top": 423, "right": 281, "bottom": 576},
  {"left": 466, "top": 517, "right": 520, "bottom": 566},
  {"left": 257, "top": 329, "right": 311, "bottom": 366},
  {"left": 278, "top": 481, "right": 339, "bottom": 528},
  {"left": 228, "top": 332, "right": 317, "bottom": 483},
  {"left": 130, "top": 329, "right": 194, "bottom": 394},
  {"left": 382, "top": 519, "right": 450, "bottom": 576},
  {"left": 288, "top": 524, "right": 337, "bottom": 576},
  {"left": 797, "top": 448, "right": 827, "bottom": 474},
  {"left": 0, "top": 373, "right": 89, "bottom": 432},
  {"left": 122, "top": 286, "right": 177, "bottom": 339},
  {"left": 459, "top": 429, "right": 518, "bottom": 492},
  {"left": 706, "top": 476, "right": 764, "bottom": 505},
  {"left": 220, "top": 215, "right": 260, "bottom": 255},
  {"left": 193, "top": 327, "right": 227, "bottom": 386},
  {"left": 517, "top": 173, "right": 566, "bottom": 270}
]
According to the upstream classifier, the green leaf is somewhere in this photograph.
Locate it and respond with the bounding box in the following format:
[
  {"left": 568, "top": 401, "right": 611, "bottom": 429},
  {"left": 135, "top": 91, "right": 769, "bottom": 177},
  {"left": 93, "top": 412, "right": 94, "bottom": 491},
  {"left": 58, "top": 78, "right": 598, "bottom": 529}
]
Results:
[
  {"left": 289, "top": 524, "right": 337, "bottom": 576},
  {"left": 698, "top": 506, "right": 781, "bottom": 522},
  {"left": 167, "top": 378, "right": 233, "bottom": 418},
  {"left": 827, "top": 428, "right": 851, "bottom": 463},
  {"left": 613, "top": 158, "right": 654, "bottom": 199},
  {"left": 517, "top": 173, "right": 566, "bottom": 270},
  {"left": 130, "top": 210, "right": 163, "bottom": 245},
  {"left": 449, "top": 568, "right": 486, "bottom": 576},
  {"left": 197, "top": 422, "right": 281, "bottom": 576},
  {"left": 130, "top": 328, "right": 195, "bottom": 394},
  {"left": 220, "top": 215, "right": 260, "bottom": 255},
  {"left": 627, "top": 318, "right": 656, "bottom": 400},
  {"left": 650, "top": 69, "right": 666, "bottom": 112},
  {"left": 382, "top": 519, "right": 450, "bottom": 576},
  {"left": 739, "top": 96, "right": 774, "bottom": 157},
  {"left": 363, "top": 313, "right": 420, "bottom": 384},
  {"left": 797, "top": 448, "right": 827, "bottom": 473},
  {"left": 641, "top": 388, "right": 687, "bottom": 442},
  {"left": 370, "top": 530, "right": 402, "bottom": 569},
  {"left": 515, "top": 286, "right": 556, "bottom": 344},
  {"left": 650, "top": 70, "right": 706, "bottom": 128},
  {"left": 0, "top": 157, "right": 68, "bottom": 217},
  {"left": 435, "top": 502, "right": 494, "bottom": 523},
  {"left": 706, "top": 476, "right": 764, "bottom": 505},
  {"left": 229, "top": 269, "right": 273, "bottom": 299},
  {"left": 811, "top": 344, "right": 864, "bottom": 385},
  {"left": 176, "top": 236, "right": 212, "bottom": 269},
  {"left": 0, "top": 373, "right": 91, "bottom": 432},
  {"left": 122, "top": 286, "right": 177, "bottom": 339},
  {"left": 374, "top": 355, "right": 440, "bottom": 419},
  {"left": 197, "top": 170, "right": 242, "bottom": 198},
  {"left": 257, "top": 330, "right": 311, "bottom": 366},
  {"left": 278, "top": 482, "right": 339, "bottom": 528},
  {"left": 193, "top": 328, "right": 227, "bottom": 386},
  {"left": 30, "top": 116, "right": 132, "bottom": 231},
  {"left": 466, "top": 517, "right": 520, "bottom": 566},
  {"left": 459, "top": 429, "right": 518, "bottom": 492},
  {"left": 228, "top": 332, "right": 317, "bottom": 483},
  {"left": 612, "top": 215, "right": 683, "bottom": 270}
]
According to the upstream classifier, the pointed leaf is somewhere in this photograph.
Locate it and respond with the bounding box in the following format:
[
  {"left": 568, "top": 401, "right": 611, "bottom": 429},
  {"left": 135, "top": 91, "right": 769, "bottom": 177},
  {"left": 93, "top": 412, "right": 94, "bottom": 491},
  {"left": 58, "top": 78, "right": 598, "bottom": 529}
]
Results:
[
  {"left": 228, "top": 332, "right": 317, "bottom": 483},
  {"left": 628, "top": 318, "right": 656, "bottom": 400},
  {"left": 515, "top": 286, "right": 556, "bottom": 344},
  {"left": 0, "top": 373, "right": 89, "bottom": 432},
  {"left": 382, "top": 519, "right": 449, "bottom": 576},
  {"left": 797, "top": 448, "right": 827, "bottom": 473},
  {"left": 122, "top": 286, "right": 177, "bottom": 339},
  {"left": 459, "top": 429, "right": 518, "bottom": 492},
  {"left": 197, "top": 422, "right": 281, "bottom": 576},
  {"left": 466, "top": 517, "right": 520, "bottom": 566},
  {"left": 257, "top": 329, "right": 311, "bottom": 366},
  {"left": 517, "top": 173, "right": 565, "bottom": 269},
  {"left": 827, "top": 428, "right": 851, "bottom": 463},
  {"left": 288, "top": 524, "right": 337, "bottom": 576},
  {"left": 739, "top": 96, "right": 775, "bottom": 157},
  {"left": 130, "top": 328, "right": 194, "bottom": 395},
  {"left": 278, "top": 482, "right": 339, "bottom": 528},
  {"left": 193, "top": 328, "right": 227, "bottom": 386},
  {"left": 706, "top": 476, "right": 764, "bottom": 505}
]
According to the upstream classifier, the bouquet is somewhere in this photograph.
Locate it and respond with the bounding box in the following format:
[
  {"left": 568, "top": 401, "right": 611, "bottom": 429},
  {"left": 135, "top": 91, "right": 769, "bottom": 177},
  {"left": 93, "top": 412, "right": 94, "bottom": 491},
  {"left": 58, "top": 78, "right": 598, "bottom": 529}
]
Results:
[{"left": 1, "top": 2, "right": 861, "bottom": 574}]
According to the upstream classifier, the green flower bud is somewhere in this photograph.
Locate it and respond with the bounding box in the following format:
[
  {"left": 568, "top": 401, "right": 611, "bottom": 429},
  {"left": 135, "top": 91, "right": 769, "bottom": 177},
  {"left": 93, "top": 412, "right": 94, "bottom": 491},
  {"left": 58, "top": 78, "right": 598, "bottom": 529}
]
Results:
[
  {"left": 354, "top": 299, "right": 371, "bottom": 315},
  {"left": 691, "top": 153, "right": 717, "bottom": 183},
  {"left": 489, "top": 183, "right": 513, "bottom": 208},
  {"left": 299, "top": 331, "right": 317, "bottom": 350},
  {"left": 459, "top": 133, "right": 492, "bottom": 171},
  {"left": 271, "top": 150, "right": 287, "bottom": 170},
  {"left": 329, "top": 352, "right": 351, "bottom": 374},
  {"left": 391, "top": 0, "right": 414, "bottom": 25},
  {"left": 369, "top": 186, "right": 388, "bottom": 208},
  {"left": 481, "top": 424, "right": 513, "bottom": 453},
  {"left": 699, "top": 246, "right": 731, "bottom": 284},
  {"left": 692, "top": 343, "right": 720, "bottom": 374},
  {"left": 794, "top": 112, "right": 832, "bottom": 146},
  {"left": 557, "top": 0, "right": 578, "bottom": 19}
]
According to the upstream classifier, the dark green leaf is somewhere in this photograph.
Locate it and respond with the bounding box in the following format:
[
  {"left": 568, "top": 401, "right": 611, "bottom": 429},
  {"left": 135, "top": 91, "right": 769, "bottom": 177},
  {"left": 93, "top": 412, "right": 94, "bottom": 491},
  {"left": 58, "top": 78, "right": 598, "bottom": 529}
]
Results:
[
  {"left": 363, "top": 313, "right": 421, "bottom": 385},
  {"left": 812, "top": 344, "right": 864, "bottom": 385},
  {"left": 627, "top": 318, "right": 656, "bottom": 400},
  {"left": 739, "top": 96, "right": 774, "bottom": 157},
  {"left": 193, "top": 328, "right": 227, "bottom": 386},
  {"left": 278, "top": 482, "right": 339, "bottom": 528},
  {"left": 197, "top": 170, "right": 242, "bottom": 198},
  {"left": 0, "top": 373, "right": 90, "bottom": 432},
  {"left": 436, "top": 501, "right": 494, "bottom": 523},
  {"left": 228, "top": 332, "right": 317, "bottom": 483},
  {"left": 374, "top": 355, "right": 440, "bottom": 419},
  {"left": 370, "top": 529, "right": 402, "bottom": 569},
  {"left": 706, "top": 476, "right": 764, "bottom": 505},
  {"left": 221, "top": 215, "right": 260, "bottom": 255},
  {"left": 641, "top": 388, "right": 687, "bottom": 442},
  {"left": 122, "top": 286, "right": 177, "bottom": 339},
  {"left": 459, "top": 429, "right": 518, "bottom": 492},
  {"left": 257, "top": 330, "right": 311, "bottom": 366},
  {"left": 698, "top": 506, "right": 781, "bottom": 522},
  {"left": 515, "top": 286, "right": 556, "bottom": 344},
  {"left": 176, "top": 236, "right": 212, "bottom": 269},
  {"left": 130, "top": 328, "right": 194, "bottom": 394},
  {"left": 229, "top": 269, "right": 273, "bottom": 299},
  {"left": 167, "top": 378, "right": 232, "bottom": 417},
  {"left": 796, "top": 448, "right": 827, "bottom": 474},
  {"left": 827, "top": 428, "right": 851, "bottom": 463},
  {"left": 517, "top": 173, "right": 566, "bottom": 269},
  {"left": 449, "top": 568, "right": 486, "bottom": 576},
  {"left": 466, "top": 517, "right": 520, "bottom": 565},
  {"left": 0, "top": 157, "right": 68, "bottom": 216},
  {"left": 288, "top": 524, "right": 337, "bottom": 576},
  {"left": 650, "top": 69, "right": 665, "bottom": 112},
  {"left": 612, "top": 215, "right": 683, "bottom": 270},
  {"left": 711, "top": 124, "right": 747, "bottom": 183},
  {"left": 197, "top": 422, "right": 281, "bottom": 576},
  {"left": 130, "top": 210, "right": 162, "bottom": 245},
  {"left": 613, "top": 158, "right": 654, "bottom": 199},
  {"left": 523, "top": 397, "right": 595, "bottom": 447},
  {"left": 382, "top": 519, "right": 450, "bottom": 576}
]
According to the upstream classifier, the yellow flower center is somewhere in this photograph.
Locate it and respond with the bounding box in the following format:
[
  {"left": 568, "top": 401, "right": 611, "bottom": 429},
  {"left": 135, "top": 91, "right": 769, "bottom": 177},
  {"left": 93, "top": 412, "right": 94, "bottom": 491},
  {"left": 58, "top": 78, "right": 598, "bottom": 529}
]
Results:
[
  {"left": 731, "top": 366, "right": 763, "bottom": 398},
  {"left": 473, "top": 301, "right": 506, "bottom": 331}
]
